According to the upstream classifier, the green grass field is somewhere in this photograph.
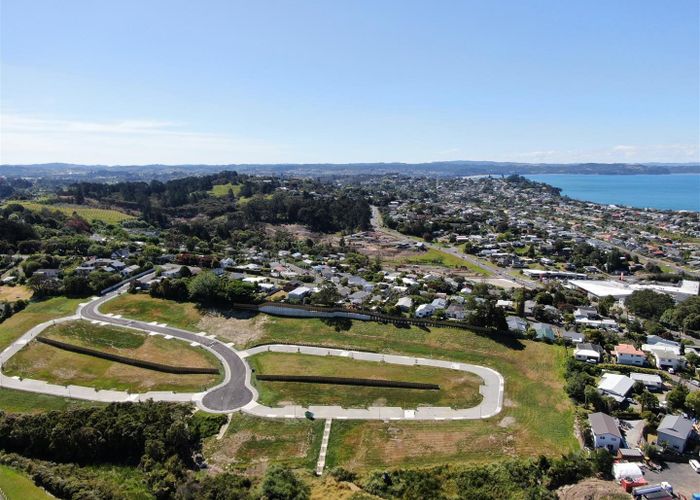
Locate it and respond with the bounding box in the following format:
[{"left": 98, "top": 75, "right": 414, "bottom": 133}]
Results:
[
  {"left": 248, "top": 352, "right": 482, "bottom": 409},
  {"left": 4, "top": 320, "right": 222, "bottom": 393},
  {"left": 0, "top": 464, "right": 51, "bottom": 499},
  {"left": 7, "top": 201, "right": 133, "bottom": 223},
  {"left": 388, "top": 248, "right": 490, "bottom": 275},
  {"left": 94, "top": 294, "right": 578, "bottom": 469},
  {"left": 204, "top": 413, "right": 324, "bottom": 473},
  {"left": 0, "top": 296, "right": 83, "bottom": 351},
  {"left": 0, "top": 387, "right": 104, "bottom": 414},
  {"left": 251, "top": 316, "right": 578, "bottom": 469},
  {"left": 210, "top": 182, "right": 242, "bottom": 197},
  {"left": 101, "top": 294, "right": 202, "bottom": 331}
]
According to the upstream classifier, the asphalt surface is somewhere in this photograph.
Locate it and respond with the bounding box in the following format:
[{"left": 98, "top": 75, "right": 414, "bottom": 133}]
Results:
[{"left": 81, "top": 289, "right": 254, "bottom": 411}]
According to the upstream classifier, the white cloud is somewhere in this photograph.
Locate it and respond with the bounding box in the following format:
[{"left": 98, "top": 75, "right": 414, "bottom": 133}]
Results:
[
  {"left": 0, "top": 113, "right": 290, "bottom": 164},
  {"left": 512, "top": 144, "right": 699, "bottom": 163}
]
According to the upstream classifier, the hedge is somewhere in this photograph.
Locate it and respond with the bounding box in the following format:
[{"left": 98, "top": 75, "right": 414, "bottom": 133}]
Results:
[
  {"left": 255, "top": 374, "right": 439, "bottom": 390},
  {"left": 36, "top": 337, "right": 220, "bottom": 375}
]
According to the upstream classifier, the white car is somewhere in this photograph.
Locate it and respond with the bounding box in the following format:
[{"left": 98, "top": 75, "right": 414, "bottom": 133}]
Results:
[{"left": 690, "top": 459, "right": 700, "bottom": 473}]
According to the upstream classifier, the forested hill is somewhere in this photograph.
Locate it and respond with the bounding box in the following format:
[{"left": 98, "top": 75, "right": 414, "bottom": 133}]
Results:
[{"left": 61, "top": 171, "right": 371, "bottom": 233}]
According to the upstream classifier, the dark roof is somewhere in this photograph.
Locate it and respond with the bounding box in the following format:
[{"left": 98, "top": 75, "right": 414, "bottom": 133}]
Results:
[
  {"left": 588, "top": 412, "right": 621, "bottom": 439},
  {"left": 577, "top": 343, "right": 604, "bottom": 354}
]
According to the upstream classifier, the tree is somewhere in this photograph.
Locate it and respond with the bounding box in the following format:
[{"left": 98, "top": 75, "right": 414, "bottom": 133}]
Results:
[
  {"left": 598, "top": 295, "right": 616, "bottom": 317},
  {"left": 584, "top": 385, "right": 604, "bottom": 411},
  {"left": 686, "top": 391, "right": 700, "bottom": 416},
  {"left": 625, "top": 289, "right": 674, "bottom": 320},
  {"left": 188, "top": 271, "right": 221, "bottom": 304},
  {"left": 311, "top": 284, "right": 340, "bottom": 306},
  {"left": 666, "top": 384, "right": 689, "bottom": 411},
  {"left": 590, "top": 448, "right": 613, "bottom": 477},
  {"left": 261, "top": 466, "right": 310, "bottom": 500},
  {"left": 638, "top": 390, "right": 659, "bottom": 412},
  {"left": 62, "top": 274, "right": 91, "bottom": 297}
]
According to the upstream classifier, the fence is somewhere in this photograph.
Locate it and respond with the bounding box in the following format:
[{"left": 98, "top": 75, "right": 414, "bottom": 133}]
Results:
[
  {"left": 233, "top": 301, "right": 508, "bottom": 335},
  {"left": 255, "top": 374, "right": 440, "bottom": 390},
  {"left": 37, "top": 337, "right": 220, "bottom": 375}
]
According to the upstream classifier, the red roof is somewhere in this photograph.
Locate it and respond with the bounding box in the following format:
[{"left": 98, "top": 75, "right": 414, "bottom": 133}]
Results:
[{"left": 614, "top": 344, "right": 644, "bottom": 356}]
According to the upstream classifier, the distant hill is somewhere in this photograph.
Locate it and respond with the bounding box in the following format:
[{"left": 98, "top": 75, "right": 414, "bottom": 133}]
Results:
[{"left": 1, "top": 161, "right": 699, "bottom": 182}]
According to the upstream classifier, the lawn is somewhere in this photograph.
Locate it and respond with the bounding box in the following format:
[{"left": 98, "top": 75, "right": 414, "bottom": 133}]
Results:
[
  {"left": 3, "top": 320, "right": 222, "bottom": 393},
  {"left": 0, "top": 465, "right": 51, "bottom": 499},
  {"left": 101, "top": 294, "right": 202, "bottom": 331},
  {"left": 248, "top": 352, "right": 482, "bottom": 409},
  {"left": 210, "top": 182, "right": 242, "bottom": 197},
  {"left": 388, "top": 248, "right": 490, "bottom": 275},
  {"left": 249, "top": 316, "right": 578, "bottom": 470},
  {"left": 0, "top": 387, "right": 104, "bottom": 414},
  {"left": 0, "top": 285, "right": 32, "bottom": 302},
  {"left": 204, "top": 413, "right": 324, "bottom": 474},
  {"left": 0, "top": 296, "right": 83, "bottom": 351},
  {"left": 7, "top": 201, "right": 133, "bottom": 224}
]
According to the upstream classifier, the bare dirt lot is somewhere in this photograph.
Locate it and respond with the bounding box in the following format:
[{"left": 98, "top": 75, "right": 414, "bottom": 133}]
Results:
[
  {"left": 557, "top": 478, "right": 631, "bottom": 499},
  {"left": 197, "top": 310, "right": 269, "bottom": 346}
]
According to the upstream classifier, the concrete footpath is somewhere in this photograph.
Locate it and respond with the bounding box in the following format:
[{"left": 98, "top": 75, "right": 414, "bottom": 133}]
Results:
[{"left": 0, "top": 287, "right": 505, "bottom": 421}]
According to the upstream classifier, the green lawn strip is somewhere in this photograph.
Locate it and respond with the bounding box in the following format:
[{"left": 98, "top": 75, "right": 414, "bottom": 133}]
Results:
[
  {"left": 5, "top": 201, "right": 133, "bottom": 223},
  {"left": 0, "top": 297, "right": 83, "bottom": 351},
  {"left": 387, "top": 247, "right": 491, "bottom": 275},
  {"left": 251, "top": 316, "right": 578, "bottom": 468},
  {"left": 204, "top": 413, "right": 324, "bottom": 471},
  {"left": 210, "top": 182, "right": 242, "bottom": 197},
  {"left": 100, "top": 294, "right": 202, "bottom": 331},
  {"left": 42, "top": 320, "right": 145, "bottom": 349},
  {"left": 0, "top": 387, "right": 104, "bottom": 414},
  {"left": 248, "top": 352, "right": 482, "bottom": 409},
  {"left": 0, "top": 464, "right": 52, "bottom": 499}
]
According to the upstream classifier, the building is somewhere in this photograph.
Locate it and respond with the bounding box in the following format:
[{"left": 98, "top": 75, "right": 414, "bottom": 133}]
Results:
[
  {"left": 569, "top": 279, "right": 700, "bottom": 303},
  {"left": 287, "top": 286, "right": 312, "bottom": 303},
  {"left": 597, "top": 373, "right": 634, "bottom": 402},
  {"left": 532, "top": 323, "right": 555, "bottom": 341},
  {"left": 561, "top": 330, "right": 585, "bottom": 344},
  {"left": 574, "top": 343, "right": 604, "bottom": 363},
  {"left": 415, "top": 304, "right": 435, "bottom": 318},
  {"left": 629, "top": 373, "right": 663, "bottom": 391},
  {"left": 642, "top": 345, "right": 685, "bottom": 371},
  {"left": 445, "top": 303, "right": 466, "bottom": 320},
  {"left": 588, "top": 412, "right": 623, "bottom": 452},
  {"left": 656, "top": 415, "right": 694, "bottom": 452},
  {"left": 431, "top": 298, "right": 448, "bottom": 309},
  {"left": 613, "top": 344, "right": 646, "bottom": 366},
  {"left": 395, "top": 297, "right": 413, "bottom": 311},
  {"left": 506, "top": 316, "right": 528, "bottom": 333}
]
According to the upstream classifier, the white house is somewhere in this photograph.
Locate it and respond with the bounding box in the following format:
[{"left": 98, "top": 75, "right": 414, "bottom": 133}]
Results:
[
  {"left": 588, "top": 412, "right": 623, "bottom": 452},
  {"left": 597, "top": 373, "right": 634, "bottom": 402},
  {"left": 642, "top": 344, "right": 685, "bottom": 371},
  {"left": 574, "top": 343, "right": 603, "bottom": 363},
  {"left": 395, "top": 297, "right": 413, "bottom": 311},
  {"left": 613, "top": 344, "right": 646, "bottom": 366},
  {"left": 415, "top": 304, "right": 435, "bottom": 318},
  {"left": 656, "top": 415, "right": 694, "bottom": 452},
  {"left": 287, "top": 286, "right": 312, "bottom": 303}
]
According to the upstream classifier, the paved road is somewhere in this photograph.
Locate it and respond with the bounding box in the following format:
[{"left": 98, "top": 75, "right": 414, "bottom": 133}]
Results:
[
  {"left": 369, "top": 206, "right": 536, "bottom": 289},
  {"left": 81, "top": 289, "right": 254, "bottom": 411},
  {"left": 1, "top": 283, "right": 505, "bottom": 419}
]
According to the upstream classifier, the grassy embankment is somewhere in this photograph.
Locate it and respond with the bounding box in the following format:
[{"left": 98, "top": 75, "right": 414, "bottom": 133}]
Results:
[
  {"left": 101, "top": 294, "right": 202, "bottom": 331},
  {"left": 106, "top": 294, "right": 577, "bottom": 470},
  {"left": 5, "top": 201, "right": 133, "bottom": 224},
  {"left": 248, "top": 352, "right": 482, "bottom": 409},
  {"left": 3, "top": 321, "right": 222, "bottom": 393},
  {"left": 0, "top": 285, "right": 33, "bottom": 302},
  {"left": 0, "top": 465, "right": 52, "bottom": 499}
]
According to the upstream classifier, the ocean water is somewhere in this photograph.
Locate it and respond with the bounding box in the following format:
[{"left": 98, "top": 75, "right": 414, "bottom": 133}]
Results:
[{"left": 524, "top": 174, "right": 700, "bottom": 212}]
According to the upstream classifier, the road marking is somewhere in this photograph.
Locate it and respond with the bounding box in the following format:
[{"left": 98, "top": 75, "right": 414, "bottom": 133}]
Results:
[{"left": 315, "top": 419, "right": 333, "bottom": 476}]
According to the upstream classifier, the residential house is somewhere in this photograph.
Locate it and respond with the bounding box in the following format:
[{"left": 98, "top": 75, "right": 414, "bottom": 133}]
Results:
[
  {"left": 431, "top": 298, "right": 448, "bottom": 310},
  {"left": 574, "top": 343, "right": 604, "bottom": 363},
  {"left": 561, "top": 330, "right": 585, "bottom": 344},
  {"left": 532, "top": 323, "right": 555, "bottom": 341},
  {"left": 121, "top": 264, "right": 140, "bottom": 277},
  {"left": 597, "top": 373, "right": 634, "bottom": 402},
  {"left": 395, "top": 297, "right": 413, "bottom": 312},
  {"left": 629, "top": 373, "right": 663, "bottom": 391},
  {"left": 588, "top": 412, "right": 623, "bottom": 452},
  {"left": 33, "top": 269, "right": 60, "bottom": 278},
  {"left": 656, "top": 415, "right": 694, "bottom": 452},
  {"left": 349, "top": 290, "right": 371, "bottom": 306},
  {"left": 415, "top": 304, "right": 435, "bottom": 318},
  {"left": 642, "top": 344, "right": 685, "bottom": 371},
  {"left": 506, "top": 316, "right": 527, "bottom": 334},
  {"left": 613, "top": 344, "right": 646, "bottom": 366},
  {"left": 445, "top": 303, "right": 466, "bottom": 320},
  {"left": 287, "top": 286, "right": 312, "bottom": 303}
]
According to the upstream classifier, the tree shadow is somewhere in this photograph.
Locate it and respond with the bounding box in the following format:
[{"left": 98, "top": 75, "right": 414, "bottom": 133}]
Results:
[{"left": 320, "top": 317, "right": 352, "bottom": 332}]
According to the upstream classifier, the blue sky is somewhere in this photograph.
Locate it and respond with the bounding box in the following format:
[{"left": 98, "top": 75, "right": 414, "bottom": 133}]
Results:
[{"left": 1, "top": 0, "right": 698, "bottom": 164}]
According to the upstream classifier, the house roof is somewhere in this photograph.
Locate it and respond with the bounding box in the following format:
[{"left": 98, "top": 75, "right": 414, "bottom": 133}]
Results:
[
  {"left": 614, "top": 344, "right": 644, "bottom": 356},
  {"left": 598, "top": 373, "right": 634, "bottom": 399},
  {"left": 576, "top": 343, "right": 604, "bottom": 355},
  {"left": 629, "top": 373, "right": 662, "bottom": 385},
  {"left": 657, "top": 415, "right": 693, "bottom": 440},
  {"left": 588, "top": 412, "right": 621, "bottom": 439}
]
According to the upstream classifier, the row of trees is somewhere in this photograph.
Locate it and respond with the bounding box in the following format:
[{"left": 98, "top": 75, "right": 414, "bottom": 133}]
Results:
[{"left": 149, "top": 271, "right": 257, "bottom": 306}]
